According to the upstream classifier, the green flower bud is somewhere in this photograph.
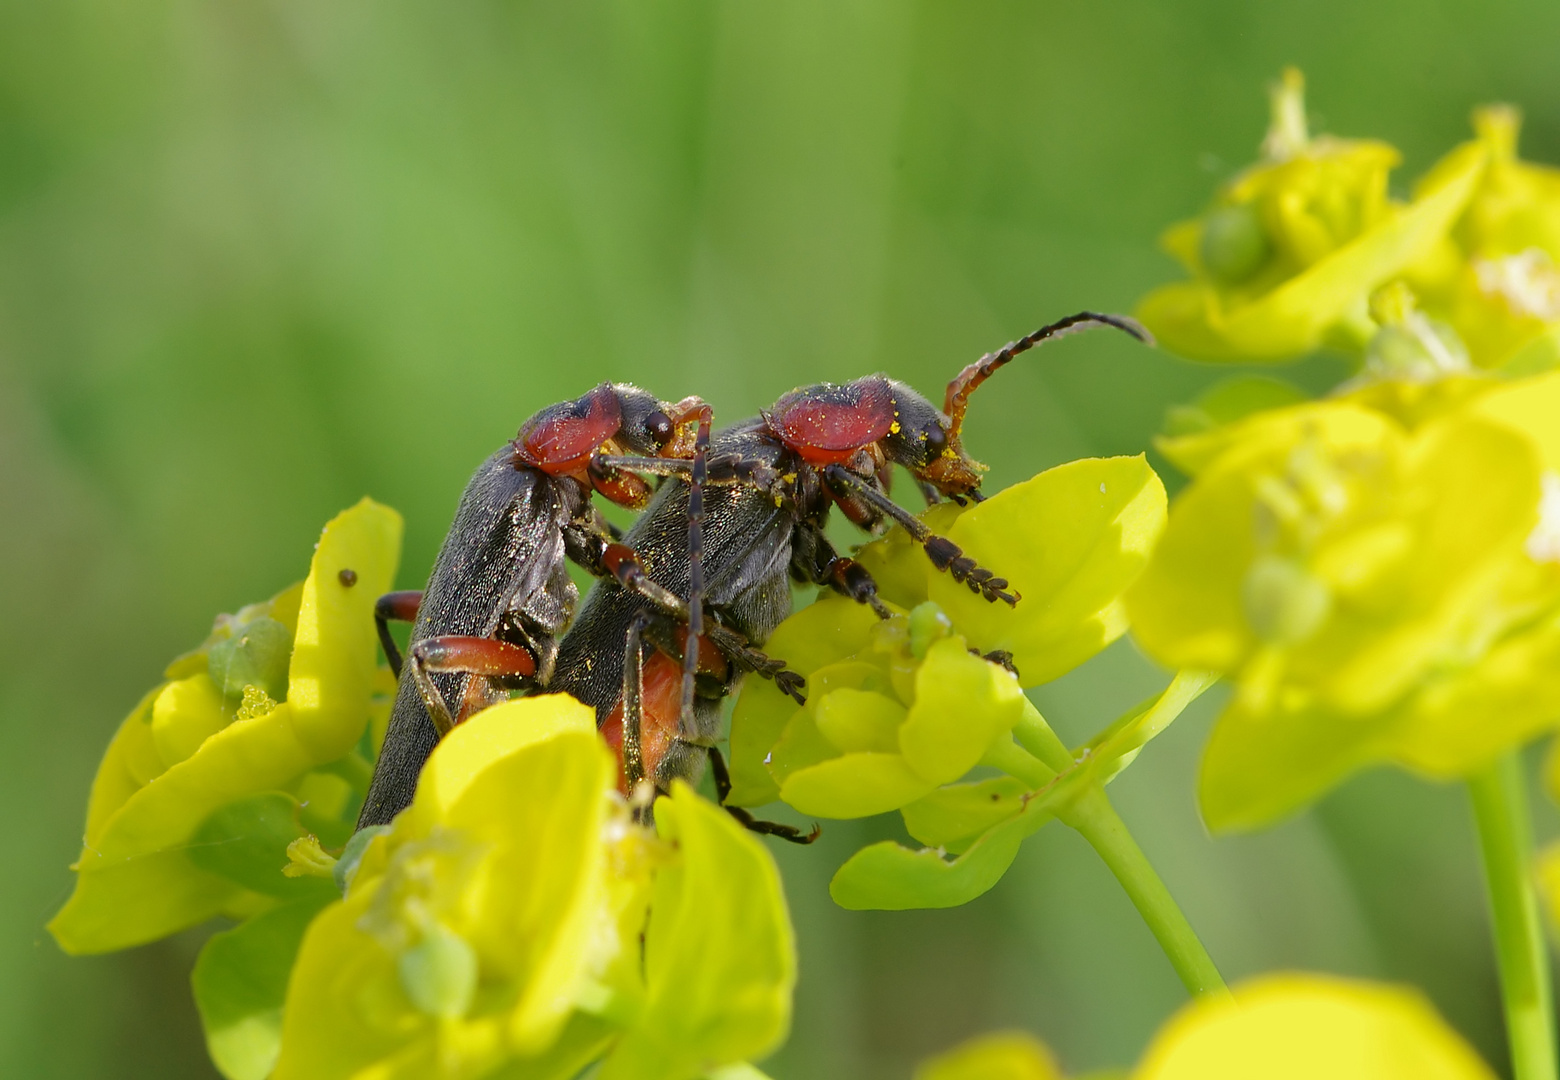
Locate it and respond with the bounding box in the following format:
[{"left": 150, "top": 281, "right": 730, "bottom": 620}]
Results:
[
  {"left": 907, "top": 601, "right": 953, "bottom": 659},
  {"left": 1200, "top": 203, "right": 1271, "bottom": 284}
]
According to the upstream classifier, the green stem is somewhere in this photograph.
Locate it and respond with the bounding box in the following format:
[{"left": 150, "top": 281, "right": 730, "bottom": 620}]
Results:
[
  {"left": 1062, "top": 785, "right": 1227, "bottom": 997},
  {"left": 980, "top": 735, "right": 1056, "bottom": 788},
  {"left": 1469, "top": 753, "right": 1557, "bottom": 1080}
]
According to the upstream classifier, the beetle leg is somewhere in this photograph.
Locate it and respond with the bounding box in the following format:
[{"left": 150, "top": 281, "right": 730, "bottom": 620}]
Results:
[
  {"left": 796, "top": 522, "right": 892, "bottom": 619},
  {"left": 374, "top": 590, "right": 423, "bottom": 678},
  {"left": 594, "top": 453, "right": 781, "bottom": 493},
  {"left": 620, "top": 611, "right": 652, "bottom": 799},
  {"left": 680, "top": 404, "right": 712, "bottom": 745},
  {"left": 822, "top": 464, "right": 1019, "bottom": 606},
  {"left": 407, "top": 635, "right": 538, "bottom": 737},
  {"left": 707, "top": 746, "right": 820, "bottom": 845},
  {"left": 704, "top": 623, "right": 807, "bottom": 704}
]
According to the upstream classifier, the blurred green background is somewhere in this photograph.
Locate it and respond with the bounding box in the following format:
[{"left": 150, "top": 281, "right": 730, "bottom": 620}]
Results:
[{"left": 4, "top": 1, "right": 1560, "bottom": 1076}]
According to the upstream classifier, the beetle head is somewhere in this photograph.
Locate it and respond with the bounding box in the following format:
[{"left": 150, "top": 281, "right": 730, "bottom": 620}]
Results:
[{"left": 878, "top": 379, "right": 986, "bottom": 497}]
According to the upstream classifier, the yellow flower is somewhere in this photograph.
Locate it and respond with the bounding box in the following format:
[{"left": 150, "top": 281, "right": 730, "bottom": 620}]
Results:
[
  {"left": 726, "top": 457, "right": 1184, "bottom": 911},
  {"left": 917, "top": 974, "right": 1496, "bottom": 1080},
  {"left": 1137, "top": 69, "right": 1486, "bottom": 363},
  {"left": 1128, "top": 376, "right": 1560, "bottom": 830},
  {"left": 271, "top": 698, "right": 795, "bottom": 1080},
  {"left": 50, "top": 499, "right": 402, "bottom": 954}
]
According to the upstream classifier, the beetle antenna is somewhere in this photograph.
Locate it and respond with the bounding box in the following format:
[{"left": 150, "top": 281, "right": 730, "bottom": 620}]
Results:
[{"left": 944, "top": 312, "right": 1152, "bottom": 436}]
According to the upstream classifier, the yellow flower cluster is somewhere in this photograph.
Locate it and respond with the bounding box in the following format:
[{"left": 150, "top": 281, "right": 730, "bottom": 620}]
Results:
[
  {"left": 51, "top": 500, "right": 796, "bottom": 1080},
  {"left": 1138, "top": 69, "right": 1560, "bottom": 374},
  {"left": 727, "top": 456, "right": 1188, "bottom": 910},
  {"left": 1129, "top": 331, "right": 1560, "bottom": 832}
]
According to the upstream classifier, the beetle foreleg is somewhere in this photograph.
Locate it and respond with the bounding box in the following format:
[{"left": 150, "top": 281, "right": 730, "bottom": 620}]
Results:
[{"left": 823, "top": 464, "right": 1019, "bottom": 606}]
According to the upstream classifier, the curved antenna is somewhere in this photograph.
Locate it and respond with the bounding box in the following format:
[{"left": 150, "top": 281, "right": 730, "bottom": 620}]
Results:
[{"left": 944, "top": 312, "right": 1153, "bottom": 436}]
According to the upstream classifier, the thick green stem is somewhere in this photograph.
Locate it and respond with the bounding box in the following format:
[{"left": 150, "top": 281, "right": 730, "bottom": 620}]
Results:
[
  {"left": 1062, "top": 786, "right": 1227, "bottom": 997},
  {"left": 1469, "top": 754, "right": 1557, "bottom": 1080}
]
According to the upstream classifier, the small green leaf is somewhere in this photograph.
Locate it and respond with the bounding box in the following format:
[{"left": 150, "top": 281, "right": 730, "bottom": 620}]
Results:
[
  {"left": 727, "top": 600, "right": 881, "bottom": 807},
  {"left": 766, "top": 708, "right": 839, "bottom": 789},
  {"left": 192, "top": 896, "right": 332, "bottom": 1080}
]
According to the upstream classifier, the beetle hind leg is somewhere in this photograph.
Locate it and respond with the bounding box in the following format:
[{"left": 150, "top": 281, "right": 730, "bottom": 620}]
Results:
[
  {"left": 374, "top": 590, "right": 423, "bottom": 677},
  {"left": 707, "top": 745, "right": 820, "bottom": 845}
]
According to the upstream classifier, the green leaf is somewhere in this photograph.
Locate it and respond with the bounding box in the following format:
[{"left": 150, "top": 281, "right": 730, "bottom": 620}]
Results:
[
  {"left": 192, "top": 896, "right": 332, "bottom": 1080},
  {"left": 600, "top": 784, "right": 794, "bottom": 1080},
  {"left": 814, "top": 688, "right": 905, "bottom": 754},
  {"left": 188, "top": 793, "right": 334, "bottom": 900},
  {"left": 837, "top": 672, "right": 1211, "bottom": 908},
  {"left": 50, "top": 499, "right": 403, "bottom": 954},
  {"left": 929, "top": 456, "right": 1168, "bottom": 687},
  {"left": 208, "top": 616, "right": 293, "bottom": 702},
  {"left": 1199, "top": 691, "right": 1385, "bottom": 832}
]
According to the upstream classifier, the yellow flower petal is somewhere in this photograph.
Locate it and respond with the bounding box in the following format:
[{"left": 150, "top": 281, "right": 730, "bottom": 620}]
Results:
[
  {"left": 915, "top": 1031, "right": 1063, "bottom": 1080},
  {"left": 1136, "top": 974, "right": 1496, "bottom": 1080}
]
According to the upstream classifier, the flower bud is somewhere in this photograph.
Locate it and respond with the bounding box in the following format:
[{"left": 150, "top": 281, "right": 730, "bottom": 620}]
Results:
[{"left": 1200, "top": 202, "right": 1271, "bottom": 284}]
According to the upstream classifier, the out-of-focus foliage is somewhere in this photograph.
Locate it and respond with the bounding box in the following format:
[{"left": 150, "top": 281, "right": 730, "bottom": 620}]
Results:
[
  {"left": 1138, "top": 70, "right": 1560, "bottom": 374},
  {"left": 10, "top": 1, "right": 1560, "bottom": 1077}
]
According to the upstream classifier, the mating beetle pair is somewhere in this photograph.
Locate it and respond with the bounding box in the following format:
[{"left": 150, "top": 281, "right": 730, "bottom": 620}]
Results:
[{"left": 358, "top": 312, "right": 1150, "bottom": 840}]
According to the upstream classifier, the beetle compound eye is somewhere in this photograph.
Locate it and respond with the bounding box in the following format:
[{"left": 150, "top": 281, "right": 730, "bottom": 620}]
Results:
[
  {"left": 646, "top": 410, "right": 675, "bottom": 446},
  {"left": 922, "top": 424, "right": 948, "bottom": 458}
]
